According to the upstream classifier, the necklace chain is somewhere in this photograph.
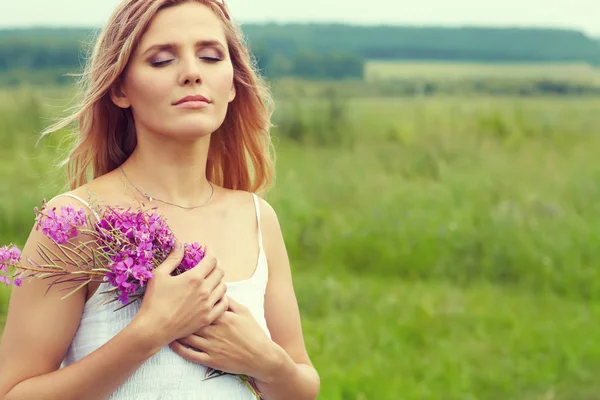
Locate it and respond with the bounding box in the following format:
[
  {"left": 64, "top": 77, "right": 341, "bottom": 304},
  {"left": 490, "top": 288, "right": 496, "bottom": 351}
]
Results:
[{"left": 120, "top": 167, "right": 214, "bottom": 210}]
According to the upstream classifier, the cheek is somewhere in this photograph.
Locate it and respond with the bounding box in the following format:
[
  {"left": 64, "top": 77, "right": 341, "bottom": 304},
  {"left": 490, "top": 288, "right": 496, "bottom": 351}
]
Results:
[
  {"left": 212, "top": 68, "right": 235, "bottom": 101},
  {"left": 127, "top": 71, "right": 171, "bottom": 110}
]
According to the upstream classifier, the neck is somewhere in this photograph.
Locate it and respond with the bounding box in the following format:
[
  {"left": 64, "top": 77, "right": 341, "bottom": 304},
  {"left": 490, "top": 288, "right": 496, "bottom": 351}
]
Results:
[{"left": 120, "top": 134, "right": 213, "bottom": 209}]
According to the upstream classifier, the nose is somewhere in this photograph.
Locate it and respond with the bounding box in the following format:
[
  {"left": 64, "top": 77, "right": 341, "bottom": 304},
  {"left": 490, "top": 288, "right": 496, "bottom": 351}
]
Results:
[{"left": 178, "top": 55, "right": 203, "bottom": 86}]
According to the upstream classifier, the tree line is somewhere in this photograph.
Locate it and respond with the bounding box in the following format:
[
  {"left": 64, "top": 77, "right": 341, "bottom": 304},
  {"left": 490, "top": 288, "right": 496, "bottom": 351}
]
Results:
[
  {"left": 0, "top": 24, "right": 599, "bottom": 82},
  {"left": 242, "top": 24, "right": 600, "bottom": 64}
]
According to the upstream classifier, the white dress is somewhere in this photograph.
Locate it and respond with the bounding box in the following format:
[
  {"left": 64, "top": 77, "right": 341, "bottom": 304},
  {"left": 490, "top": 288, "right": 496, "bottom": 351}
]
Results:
[{"left": 56, "top": 193, "right": 270, "bottom": 399}]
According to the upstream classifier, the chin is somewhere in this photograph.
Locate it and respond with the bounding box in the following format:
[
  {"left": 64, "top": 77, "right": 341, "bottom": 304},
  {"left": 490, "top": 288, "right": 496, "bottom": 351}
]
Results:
[{"left": 165, "top": 122, "right": 222, "bottom": 141}]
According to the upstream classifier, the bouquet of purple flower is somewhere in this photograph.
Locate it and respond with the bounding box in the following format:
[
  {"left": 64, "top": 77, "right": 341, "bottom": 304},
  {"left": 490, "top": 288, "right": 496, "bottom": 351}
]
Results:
[
  {"left": 1, "top": 199, "right": 204, "bottom": 308},
  {"left": 0, "top": 199, "right": 262, "bottom": 399}
]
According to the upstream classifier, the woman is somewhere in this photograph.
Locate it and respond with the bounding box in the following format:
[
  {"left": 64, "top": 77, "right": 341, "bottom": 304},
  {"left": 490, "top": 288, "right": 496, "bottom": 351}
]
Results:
[{"left": 0, "top": 0, "right": 320, "bottom": 399}]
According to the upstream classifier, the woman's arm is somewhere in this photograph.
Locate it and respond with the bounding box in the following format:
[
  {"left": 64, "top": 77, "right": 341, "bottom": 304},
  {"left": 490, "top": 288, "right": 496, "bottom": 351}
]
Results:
[
  {"left": 0, "top": 196, "right": 163, "bottom": 400},
  {"left": 3, "top": 317, "right": 161, "bottom": 400},
  {"left": 253, "top": 198, "right": 320, "bottom": 400}
]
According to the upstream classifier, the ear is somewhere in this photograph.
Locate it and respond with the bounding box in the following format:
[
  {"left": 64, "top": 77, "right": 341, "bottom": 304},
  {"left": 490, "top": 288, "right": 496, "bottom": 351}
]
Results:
[
  {"left": 109, "top": 81, "right": 131, "bottom": 109},
  {"left": 228, "top": 81, "right": 236, "bottom": 103}
]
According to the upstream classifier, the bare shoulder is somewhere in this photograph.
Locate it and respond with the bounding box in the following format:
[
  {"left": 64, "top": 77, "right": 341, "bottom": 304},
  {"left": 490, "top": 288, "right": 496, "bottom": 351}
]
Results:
[
  {"left": 255, "top": 195, "right": 280, "bottom": 230},
  {"left": 46, "top": 170, "right": 129, "bottom": 211},
  {"left": 250, "top": 194, "right": 287, "bottom": 261},
  {"left": 36, "top": 188, "right": 94, "bottom": 224},
  {"left": 25, "top": 182, "right": 107, "bottom": 262},
  {"left": 219, "top": 189, "right": 279, "bottom": 223}
]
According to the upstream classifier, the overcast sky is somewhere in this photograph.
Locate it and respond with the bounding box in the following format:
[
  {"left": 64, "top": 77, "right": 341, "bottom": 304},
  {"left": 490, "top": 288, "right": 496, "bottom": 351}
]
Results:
[{"left": 1, "top": 0, "right": 599, "bottom": 37}]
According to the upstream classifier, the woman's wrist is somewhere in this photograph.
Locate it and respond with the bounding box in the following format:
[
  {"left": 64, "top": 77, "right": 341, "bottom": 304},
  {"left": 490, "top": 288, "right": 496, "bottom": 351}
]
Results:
[
  {"left": 129, "top": 315, "right": 167, "bottom": 357},
  {"left": 254, "top": 341, "right": 295, "bottom": 385}
]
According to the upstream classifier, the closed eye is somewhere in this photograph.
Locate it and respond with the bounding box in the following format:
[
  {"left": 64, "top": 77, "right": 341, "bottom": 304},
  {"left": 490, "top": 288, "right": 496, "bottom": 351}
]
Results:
[
  {"left": 200, "top": 56, "right": 223, "bottom": 63},
  {"left": 151, "top": 59, "right": 174, "bottom": 67},
  {"left": 151, "top": 57, "right": 222, "bottom": 67}
]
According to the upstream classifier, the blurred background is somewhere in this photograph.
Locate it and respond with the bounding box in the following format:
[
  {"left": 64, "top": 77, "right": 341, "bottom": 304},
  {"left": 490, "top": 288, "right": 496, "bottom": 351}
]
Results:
[{"left": 1, "top": 0, "right": 600, "bottom": 399}]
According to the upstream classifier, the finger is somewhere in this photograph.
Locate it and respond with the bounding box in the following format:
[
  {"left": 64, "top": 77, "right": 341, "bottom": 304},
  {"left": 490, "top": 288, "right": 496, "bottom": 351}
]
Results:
[
  {"left": 169, "top": 341, "right": 212, "bottom": 365},
  {"left": 155, "top": 241, "right": 185, "bottom": 275},
  {"left": 226, "top": 297, "right": 247, "bottom": 314},
  {"left": 194, "top": 323, "right": 218, "bottom": 338},
  {"left": 188, "top": 248, "right": 219, "bottom": 280},
  {"left": 177, "top": 334, "right": 212, "bottom": 352},
  {"left": 212, "top": 310, "right": 234, "bottom": 326},
  {"left": 204, "top": 263, "right": 225, "bottom": 292},
  {"left": 206, "top": 295, "right": 229, "bottom": 325},
  {"left": 207, "top": 281, "right": 227, "bottom": 307}
]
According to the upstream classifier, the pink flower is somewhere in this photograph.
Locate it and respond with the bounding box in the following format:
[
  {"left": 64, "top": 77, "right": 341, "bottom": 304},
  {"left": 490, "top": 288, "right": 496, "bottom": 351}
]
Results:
[
  {"left": 35, "top": 205, "right": 87, "bottom": 244},
  {"left": 180, "top": 242, "right": 205, "bottom": 272},
  {"left": 0, "top": 245, "right": 21, "bottom": 267},
  {"left": 0, "top": 245, "right": 22, "bottom": 285}
]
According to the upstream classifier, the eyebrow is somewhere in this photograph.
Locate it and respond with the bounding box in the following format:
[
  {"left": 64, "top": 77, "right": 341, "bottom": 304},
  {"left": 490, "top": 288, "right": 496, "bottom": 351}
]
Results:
[{"left": 141, "top": 40, "right": 225, "bottom": 56}]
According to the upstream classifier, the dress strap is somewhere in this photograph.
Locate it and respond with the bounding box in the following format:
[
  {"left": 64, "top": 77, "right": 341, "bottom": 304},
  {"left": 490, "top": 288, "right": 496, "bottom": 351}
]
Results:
[
  {"left": 251, "top": 193, "right": 264, "bottom": 251},
  {"left": 48, "top": 193, "right": 101, "bottom": 222}
]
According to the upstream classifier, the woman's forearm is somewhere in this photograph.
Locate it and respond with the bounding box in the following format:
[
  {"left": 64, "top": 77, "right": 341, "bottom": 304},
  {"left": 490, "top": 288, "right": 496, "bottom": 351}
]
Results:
[
  {"left": 254, "top": 343, "right": 320, "bottom": 400},
  {"left": 5, "top": 317, "right": 162, "bottom": 400}
]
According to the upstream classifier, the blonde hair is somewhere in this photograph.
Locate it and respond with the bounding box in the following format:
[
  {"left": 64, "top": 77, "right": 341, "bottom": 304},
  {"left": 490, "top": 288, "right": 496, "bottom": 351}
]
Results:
[{"left": 42, "top": 0, "right": 275, "bottom": 194}]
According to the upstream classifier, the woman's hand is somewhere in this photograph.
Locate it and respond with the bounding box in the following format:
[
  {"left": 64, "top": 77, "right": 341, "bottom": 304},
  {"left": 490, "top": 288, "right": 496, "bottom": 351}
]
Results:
[
  {"left": 134, "top": 242, "right": 229, "bottom": 349},
  {"left": 169, "top": 297, "right": 281, "bottom": 383}
]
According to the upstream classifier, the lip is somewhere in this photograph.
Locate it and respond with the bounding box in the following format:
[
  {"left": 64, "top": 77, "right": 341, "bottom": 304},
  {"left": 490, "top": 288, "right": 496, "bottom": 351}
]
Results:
[{"left": 173, "top": 95, "right": 211, "bottom": 106}]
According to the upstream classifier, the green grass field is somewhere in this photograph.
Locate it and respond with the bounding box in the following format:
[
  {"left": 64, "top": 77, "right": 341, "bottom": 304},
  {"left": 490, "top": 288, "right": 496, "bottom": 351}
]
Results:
[
  {"left": 1, "top": 74, "right": 600, "bottom": 399},
  {"left": 366, "top": 60, "right": 600, "bottom": 84}
]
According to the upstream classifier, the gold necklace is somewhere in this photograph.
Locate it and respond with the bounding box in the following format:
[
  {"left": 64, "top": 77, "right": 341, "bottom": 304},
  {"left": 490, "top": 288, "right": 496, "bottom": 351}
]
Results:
[{"left": 120, "top": 167, "right": 214, "bottom": 210}]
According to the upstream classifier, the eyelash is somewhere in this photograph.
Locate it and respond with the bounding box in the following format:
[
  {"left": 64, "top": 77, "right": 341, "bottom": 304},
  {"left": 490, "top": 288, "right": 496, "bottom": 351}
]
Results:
[{"left": 151, "top": 57, "right": 223, "bottom": 67}]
